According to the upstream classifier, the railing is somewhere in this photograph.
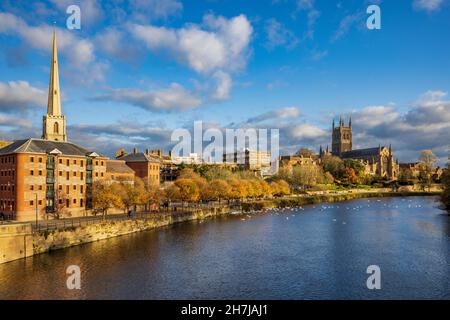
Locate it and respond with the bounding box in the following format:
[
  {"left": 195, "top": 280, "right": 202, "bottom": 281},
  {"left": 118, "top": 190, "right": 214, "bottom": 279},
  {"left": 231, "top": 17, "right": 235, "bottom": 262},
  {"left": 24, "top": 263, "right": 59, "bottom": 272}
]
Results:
[{"left": 30, "top": 207, "right": 227, "bottom": 233}]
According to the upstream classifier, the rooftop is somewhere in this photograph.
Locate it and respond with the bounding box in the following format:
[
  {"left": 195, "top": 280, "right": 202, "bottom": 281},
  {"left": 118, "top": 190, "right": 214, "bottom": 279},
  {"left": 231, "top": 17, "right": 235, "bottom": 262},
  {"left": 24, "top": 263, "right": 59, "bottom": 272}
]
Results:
[{"left": 0, "top": 138, "right": 105, "bottom": 157}]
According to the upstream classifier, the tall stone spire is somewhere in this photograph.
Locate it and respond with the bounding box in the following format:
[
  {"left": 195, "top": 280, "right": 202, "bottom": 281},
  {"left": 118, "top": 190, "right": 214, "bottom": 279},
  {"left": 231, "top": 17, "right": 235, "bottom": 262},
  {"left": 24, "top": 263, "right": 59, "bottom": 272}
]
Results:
[
  {"left": 42, "top": 31, "right": 67, "bottom": 142},
  {"left": 47, "top": 31, "right": 61, "bottom": 116}
]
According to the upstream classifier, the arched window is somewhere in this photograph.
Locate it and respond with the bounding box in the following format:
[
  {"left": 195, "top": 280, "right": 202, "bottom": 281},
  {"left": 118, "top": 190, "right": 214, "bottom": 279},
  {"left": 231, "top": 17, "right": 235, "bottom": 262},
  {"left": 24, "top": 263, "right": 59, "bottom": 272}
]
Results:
[{"left": 54, "top": 122, "right": 59, "bottom": 134}]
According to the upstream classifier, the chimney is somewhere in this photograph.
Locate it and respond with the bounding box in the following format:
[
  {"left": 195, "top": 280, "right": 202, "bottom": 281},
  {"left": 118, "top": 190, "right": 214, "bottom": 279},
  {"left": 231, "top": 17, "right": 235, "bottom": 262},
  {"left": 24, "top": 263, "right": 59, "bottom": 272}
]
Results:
[{"left": 133, "top": 147, "right": 138, "bottom": 154}]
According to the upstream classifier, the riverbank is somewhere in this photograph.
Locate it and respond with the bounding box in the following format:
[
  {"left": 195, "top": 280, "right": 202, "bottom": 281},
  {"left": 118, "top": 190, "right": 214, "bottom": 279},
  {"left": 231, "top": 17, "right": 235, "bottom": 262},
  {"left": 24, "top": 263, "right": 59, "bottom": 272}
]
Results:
[
  {"left": 241, "top": 191, "right": 441, "bottom": 211},
  {"left": 0, "top": 190, "right": 442, "bottom": 264}
]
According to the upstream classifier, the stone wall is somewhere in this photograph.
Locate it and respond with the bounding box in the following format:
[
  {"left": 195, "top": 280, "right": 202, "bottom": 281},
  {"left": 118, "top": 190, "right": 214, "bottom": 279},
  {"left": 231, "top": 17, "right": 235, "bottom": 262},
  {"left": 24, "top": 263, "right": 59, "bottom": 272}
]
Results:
[
  {"left": 0, "top": 223, "right": 33, "bottom": 264},
  {"left": 33, "top": 207, "right": 230, "bottom": 255}
]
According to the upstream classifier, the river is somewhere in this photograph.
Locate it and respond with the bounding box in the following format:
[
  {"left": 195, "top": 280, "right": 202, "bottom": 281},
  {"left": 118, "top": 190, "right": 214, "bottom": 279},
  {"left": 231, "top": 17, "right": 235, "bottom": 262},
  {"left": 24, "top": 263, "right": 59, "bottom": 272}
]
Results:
[{"left": 0, "top": 196, "right": 449, "bottom": 299}]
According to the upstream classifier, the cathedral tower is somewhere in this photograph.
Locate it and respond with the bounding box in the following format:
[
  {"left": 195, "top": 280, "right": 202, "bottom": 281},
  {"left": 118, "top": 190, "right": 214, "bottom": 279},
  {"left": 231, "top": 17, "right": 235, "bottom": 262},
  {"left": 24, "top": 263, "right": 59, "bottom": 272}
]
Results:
[
  {"left": 331, "top": 117, "right": 352, "bottom": 156},
  {"left": 42, "top": 31, "right": 67, "bottom": 142}
]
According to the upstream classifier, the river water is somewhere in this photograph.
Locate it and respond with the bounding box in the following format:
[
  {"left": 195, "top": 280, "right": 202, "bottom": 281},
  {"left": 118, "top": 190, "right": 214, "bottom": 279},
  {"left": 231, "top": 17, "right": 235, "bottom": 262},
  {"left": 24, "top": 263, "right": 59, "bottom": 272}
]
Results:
[{"left": 0, "top": 196, "right": 449, "bottom": 300}]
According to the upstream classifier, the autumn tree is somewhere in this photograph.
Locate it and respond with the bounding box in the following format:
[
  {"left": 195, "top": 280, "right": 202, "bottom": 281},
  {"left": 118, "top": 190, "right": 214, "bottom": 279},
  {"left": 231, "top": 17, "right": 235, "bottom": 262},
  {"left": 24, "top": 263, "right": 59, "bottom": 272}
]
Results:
[
  {"left": 321, "top": 155, "right": 345, "bottom": 180},
  {"left": 92, "top": 181, "right": 124, "bottom": 217},
  {"left": 418, "top": 150, "right": 438, "bottom": 191},
  {"left": 175, "top": 178, "right": 200, "bottom": 205}
]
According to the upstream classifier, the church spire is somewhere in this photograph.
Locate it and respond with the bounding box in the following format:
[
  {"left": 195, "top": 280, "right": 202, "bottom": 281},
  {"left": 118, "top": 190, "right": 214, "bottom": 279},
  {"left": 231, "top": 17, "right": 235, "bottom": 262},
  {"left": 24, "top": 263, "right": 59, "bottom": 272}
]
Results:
[
  {"left": 47, "top": 31, "right": 61, "bottom": 116},
  {"left": 43, "top": 31, "right": 67, "bottom": 142}
]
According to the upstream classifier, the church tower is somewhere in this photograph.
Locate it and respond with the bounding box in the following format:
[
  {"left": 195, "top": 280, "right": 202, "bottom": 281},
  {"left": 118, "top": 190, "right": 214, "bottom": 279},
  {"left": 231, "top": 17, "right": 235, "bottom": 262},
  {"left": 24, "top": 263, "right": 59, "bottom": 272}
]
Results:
[
  {"left": 42, "top": 31, "right": 67, "bottom": 142},
  {"left": 331, "top": 117, "right": 352, "bottom": 156}
]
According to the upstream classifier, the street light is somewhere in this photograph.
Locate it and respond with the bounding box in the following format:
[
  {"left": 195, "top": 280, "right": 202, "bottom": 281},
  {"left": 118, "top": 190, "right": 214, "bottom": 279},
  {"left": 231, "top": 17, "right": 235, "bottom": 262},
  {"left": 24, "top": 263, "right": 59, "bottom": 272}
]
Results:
[{"left": 35, "top": 193, "right": 38, "bottom": 228}]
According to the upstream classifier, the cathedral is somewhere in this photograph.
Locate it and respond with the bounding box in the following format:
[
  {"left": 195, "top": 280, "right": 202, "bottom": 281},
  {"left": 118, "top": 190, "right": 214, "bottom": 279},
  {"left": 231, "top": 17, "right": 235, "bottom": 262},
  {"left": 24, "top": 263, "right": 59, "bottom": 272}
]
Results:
[{"left": 321, "top": 117, "right": 399, "bottom": 180}]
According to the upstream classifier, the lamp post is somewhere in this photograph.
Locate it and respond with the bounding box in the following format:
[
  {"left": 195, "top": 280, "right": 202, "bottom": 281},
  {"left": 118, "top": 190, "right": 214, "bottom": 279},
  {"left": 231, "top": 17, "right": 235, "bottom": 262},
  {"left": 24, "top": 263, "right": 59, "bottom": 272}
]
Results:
[{"left": 35, "top": 193, "right": 38, "bottom": 228}]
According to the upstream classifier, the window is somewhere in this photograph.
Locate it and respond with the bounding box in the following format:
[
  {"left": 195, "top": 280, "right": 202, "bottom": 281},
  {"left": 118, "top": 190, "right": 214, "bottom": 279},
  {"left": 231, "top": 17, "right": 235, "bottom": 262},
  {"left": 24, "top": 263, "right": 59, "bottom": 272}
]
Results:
[
  {"left": 38, "top": 200, "right": 42, "bottom": 205},
  {"left": 101, "top": 172, "right": 104, "bottom": 177},
  {"left": 66, "top": 172, "right": 69, "bottom": 180},
  {"left": 30, "top": 156, "right": 34, "bottom": 162},
  {"left": 59, "top": 171, "right": 62, "bottom": 176},
  {"left": 101, "top": 161, "right": 104, "bottom": 166},
  {"left": 59, "top": 185, "right": 62, "bottom": 191},
  {"left": 38, "top": 157, "right": 43, "bottom": 163},
  {"left": 80, "top": 199, "right": 84, "bottom": 207},
  {"left": 80, "top": 172, "right": 84, "bottom": 180},
  {"left": 54, "top": 122, "right": 59, "bottom": 134},
  {"left": 73, "top": 198, "right": 76, "bottom": 204},
  {"left": 66, "top": 186, "right": 69, "bottom": 194},
  {"left": 38, "top": 170, "right": 42, "bottom": 176},
  {"left": 73, "top": 171, "right": 76, "bottom": 177},
  {"left": 95, "top": 172, "right": 98, "bottom": 177},
  {"left": 59, "top": 199, "right": 62, "bottom": 204},
  {"left": 30, "top": 200, "right": 34, "bottom": 206},
  {"left": 30, "top": 185, "right": 34, "bottom": 191},
  {"left": 66, "top": 159, "right": 69, "bottom": 166},
  {"left": 95, "top": 161, "right": 99, "bottom": 165},
  {"left": 80, "top": 185, "right": 83, "bottom": 193},
  {"left": 30, "top": 170, "right": 34, "bottom": 176},
  {"left": 73, "top": 185, "right": 76, "bottom": 191},
  {"left": 66, "top": 199, "right": 70, "bottom": 207},
  {"left": 59, "top": 159, "right": 62, "bottom": 164},
  {"left": 80, "top": 160, "right": 84, "bottom": 167},
  {"left": 73, "top": 160, "right": 77, "bottom": 165},
  {"left": 39, "top": 185, "right": 42, "bottom": 191}
]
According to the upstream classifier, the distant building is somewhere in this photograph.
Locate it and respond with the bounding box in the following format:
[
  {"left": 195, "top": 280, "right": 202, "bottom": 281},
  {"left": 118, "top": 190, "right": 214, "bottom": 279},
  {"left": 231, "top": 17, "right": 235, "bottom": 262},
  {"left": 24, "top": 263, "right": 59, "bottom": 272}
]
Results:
[
  {"left": 223, "top": 148, "right": 272, "bottom": 175},
  {"left": 325, "top": 117, "right": 399, "bottom": 180},
  {"left": 279, "top": 155, "right": 318, "bottom": 170},
  {"left": 171, "top": 153, "right": 202, "bottom": 165},
  {"left": 0, "top": 32, "right": 108, "bottom": 221},
  {"left": 116, "top": 148, "right": 160, "bottom": 186},
  {"left": 105, "top": 160, "right": 135, "bottom": 185}
]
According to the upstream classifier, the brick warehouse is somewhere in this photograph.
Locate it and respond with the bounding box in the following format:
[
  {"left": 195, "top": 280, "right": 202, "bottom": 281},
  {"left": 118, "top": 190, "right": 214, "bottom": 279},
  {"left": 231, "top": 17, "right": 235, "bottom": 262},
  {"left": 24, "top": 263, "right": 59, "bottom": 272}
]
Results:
[{"left": 0, "top": 32, "right": 143, "bottom": 221}]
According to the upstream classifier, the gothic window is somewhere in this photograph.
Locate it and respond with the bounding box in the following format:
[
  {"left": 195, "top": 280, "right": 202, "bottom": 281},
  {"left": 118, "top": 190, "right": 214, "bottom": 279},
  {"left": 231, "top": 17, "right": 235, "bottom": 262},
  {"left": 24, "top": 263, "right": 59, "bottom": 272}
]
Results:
[{"left": 54, "top": 122, "right": 59, "bottom": 134}]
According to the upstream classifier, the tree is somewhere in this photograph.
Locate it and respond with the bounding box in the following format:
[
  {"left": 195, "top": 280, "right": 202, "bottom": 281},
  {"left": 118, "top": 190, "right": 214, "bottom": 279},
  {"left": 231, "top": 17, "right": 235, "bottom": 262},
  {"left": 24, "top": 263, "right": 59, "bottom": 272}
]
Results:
[
  {"left": 292, "top": 165, "right": 321, "bottom": 190},
  {"left": 321, "top": 155, "right": 345, "bottom": 180},
  {"left": 296, "top": 148, "right": 314, "bottom": 157},
  {"left": 441, "top": 165, "right": 450, "bottom": 210},
  {"left": 418, "top": 150, "right": 437, "bottom": 191},
  {"left": 92, "top": 181, "right": 123, "bottom": 217},
  {"left": 209, "top": 179, "right": 232, "bottom": 202},
  {"left": 175, "top": 178, "right": 200, "bottom": 205},
  {"left": 343, "top": 167, "right": 359, "bottom": 184}
]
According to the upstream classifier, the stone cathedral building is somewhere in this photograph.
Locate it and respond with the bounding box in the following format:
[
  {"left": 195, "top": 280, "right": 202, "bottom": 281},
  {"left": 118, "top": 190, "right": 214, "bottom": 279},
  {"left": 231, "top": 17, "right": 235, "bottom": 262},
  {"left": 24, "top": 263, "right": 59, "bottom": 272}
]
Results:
[
  {"left": 0, "top": 32, "right": 110, "bottom": 221},
  {"left": 321, "top": 117, "right": 399, "bottom": 180}
]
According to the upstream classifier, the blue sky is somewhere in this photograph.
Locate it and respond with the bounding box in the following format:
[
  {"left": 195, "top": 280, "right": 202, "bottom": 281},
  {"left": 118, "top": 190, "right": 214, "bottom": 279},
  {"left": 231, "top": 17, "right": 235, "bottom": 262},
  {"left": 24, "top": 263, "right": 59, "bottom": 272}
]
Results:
[{"left": 0, "top": 0, "right": 449, "bottom": 163}]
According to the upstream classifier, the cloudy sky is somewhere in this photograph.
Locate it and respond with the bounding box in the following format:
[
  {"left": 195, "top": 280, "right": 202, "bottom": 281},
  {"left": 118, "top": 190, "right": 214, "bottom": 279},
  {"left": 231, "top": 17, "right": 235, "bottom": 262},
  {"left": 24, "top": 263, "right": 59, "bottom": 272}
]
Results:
[{"left": 0, "top": 0, "right": 449, "bottom": 164}]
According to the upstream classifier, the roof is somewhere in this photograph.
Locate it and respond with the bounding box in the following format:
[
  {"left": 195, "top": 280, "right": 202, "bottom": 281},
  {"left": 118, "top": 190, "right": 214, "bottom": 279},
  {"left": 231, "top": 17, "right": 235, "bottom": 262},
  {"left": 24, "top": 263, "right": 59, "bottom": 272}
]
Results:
[
  {"left": 117, "top": 152, "right": 161, "bottom": 163},
  {"left": 106, "top": 160, "right": 135, "bottom": 174},
  {"left": 0, "top": 138, "right": 105, "bottom": 157},
  {"left": 341, "top": 147, "right": 385, "bottom": 159}
]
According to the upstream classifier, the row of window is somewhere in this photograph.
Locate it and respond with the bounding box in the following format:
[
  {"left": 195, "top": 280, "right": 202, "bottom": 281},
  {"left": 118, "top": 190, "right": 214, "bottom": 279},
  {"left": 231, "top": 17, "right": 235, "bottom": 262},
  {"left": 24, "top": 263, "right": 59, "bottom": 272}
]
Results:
[
  {"left": 0, "top": 185, "right": 15, "bottom": 192},
  {"left": 30, "top": 156, "right": 43, "bottom": 163},
  {"left": 30, "top": 198, "right": 84, "bottom": 207},
  {"left": 0, "top": 170, "right": 15, "bottom": 177},
  {"left": 0, "top": 157, "right": 15, "bottom": 164},
  {"left": 0, "top": 200, "right": 14, "bottom": 210},
  {"left": 30, "top": 170, "right": 43, "bottom": 176},
  {"left": 57, "top": 184, "right": 84, "bottom": 193}
]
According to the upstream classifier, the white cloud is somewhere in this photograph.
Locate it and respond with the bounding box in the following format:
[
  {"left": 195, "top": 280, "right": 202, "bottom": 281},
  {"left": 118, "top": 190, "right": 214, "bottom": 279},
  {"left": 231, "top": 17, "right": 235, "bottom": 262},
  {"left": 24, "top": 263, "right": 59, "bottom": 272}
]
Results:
[
  {"left": 95, "top": 83, "right": 202, "bottom": 112},
  {"left": 211, "top": 71, "right": 232, "bottom": 101},
  {"left": 413, "top": 0, "right": 444, "bottom": 12},
  {"left": 331, "top": 13, "right": 364, "bottom": 42},
  {"left": 264, "top": 18, "right": 299, "bottom": 50},
  {"left": 0, "top": 81, "right": 47, "bottom": 112},
  {"left": 129, "top": 14, "right": 253, "bottom": 74},
  {"left": 247, "top": 107, "right": 301, "bottom": 124}
]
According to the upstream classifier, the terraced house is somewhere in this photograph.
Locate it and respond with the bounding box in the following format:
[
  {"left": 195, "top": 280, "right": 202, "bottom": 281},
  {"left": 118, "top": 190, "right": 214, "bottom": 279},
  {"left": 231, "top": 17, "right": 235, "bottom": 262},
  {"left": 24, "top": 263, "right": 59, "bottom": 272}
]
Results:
[{"left": 0, "top": 32, "right": 112, "bottom": 221}]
